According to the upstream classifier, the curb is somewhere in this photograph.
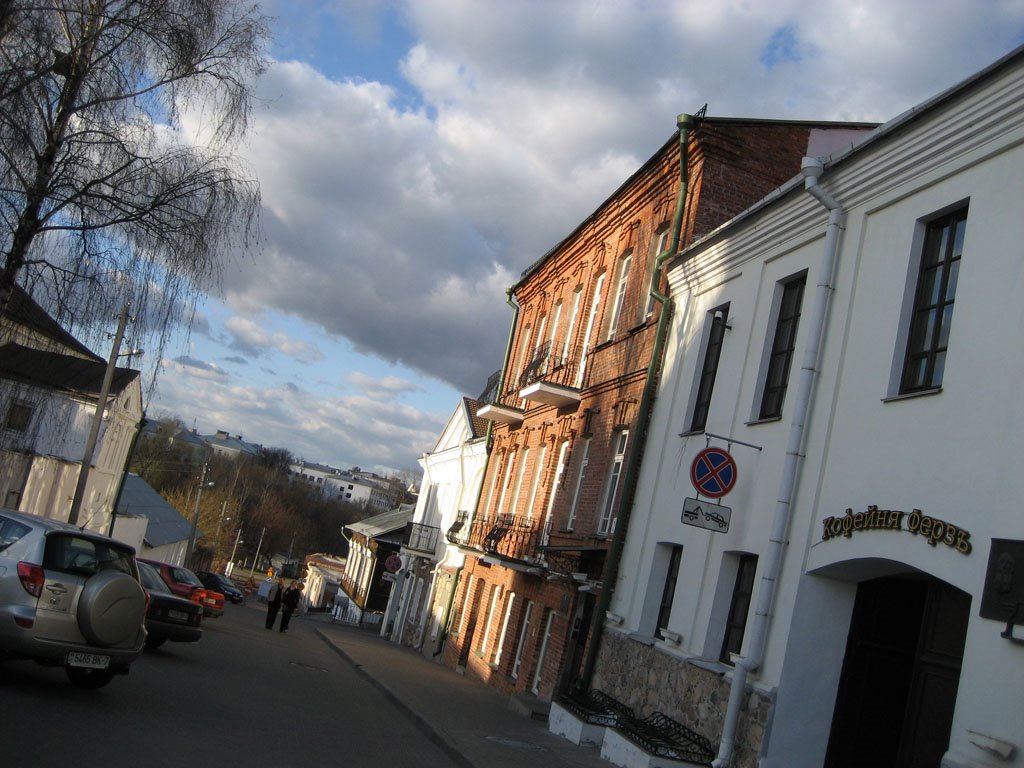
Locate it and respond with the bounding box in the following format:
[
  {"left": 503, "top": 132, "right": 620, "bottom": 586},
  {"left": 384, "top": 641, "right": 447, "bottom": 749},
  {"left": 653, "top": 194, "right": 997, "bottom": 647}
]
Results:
[{"left": 314, "top": 628, "right": 477, "bottom": 768}]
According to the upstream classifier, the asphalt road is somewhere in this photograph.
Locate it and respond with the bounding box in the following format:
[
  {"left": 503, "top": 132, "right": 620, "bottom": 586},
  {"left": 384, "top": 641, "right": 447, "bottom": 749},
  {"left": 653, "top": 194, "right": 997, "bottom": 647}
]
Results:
[{"left": 0, "top": 600, "right": 461, "bottom": 768}]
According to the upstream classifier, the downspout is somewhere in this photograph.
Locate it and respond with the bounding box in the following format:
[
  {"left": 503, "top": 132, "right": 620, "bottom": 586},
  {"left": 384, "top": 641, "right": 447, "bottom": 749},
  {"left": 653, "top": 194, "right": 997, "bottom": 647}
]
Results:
[
  {"left": 577, "top": 112, "right": 696, "bottom": 691},
  {"left": 711, "top": 156, "right": 843, "bottom": 767},
  {"left": 434, "top": 289, "right": 519, "bottom": 657}
]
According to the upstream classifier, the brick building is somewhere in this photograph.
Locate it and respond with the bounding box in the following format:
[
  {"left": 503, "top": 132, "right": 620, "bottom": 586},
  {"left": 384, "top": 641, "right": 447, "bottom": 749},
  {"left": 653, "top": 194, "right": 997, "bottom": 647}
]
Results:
[{"left": 439, "top": 114, "right": 875, "bottom": 703}]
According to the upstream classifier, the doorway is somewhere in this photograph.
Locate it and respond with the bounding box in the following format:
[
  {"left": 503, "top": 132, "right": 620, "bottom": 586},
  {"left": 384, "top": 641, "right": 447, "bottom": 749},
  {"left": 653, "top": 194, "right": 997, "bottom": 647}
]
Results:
[{"left": 825, "top": 574, "right": 970, "bottom": 768}]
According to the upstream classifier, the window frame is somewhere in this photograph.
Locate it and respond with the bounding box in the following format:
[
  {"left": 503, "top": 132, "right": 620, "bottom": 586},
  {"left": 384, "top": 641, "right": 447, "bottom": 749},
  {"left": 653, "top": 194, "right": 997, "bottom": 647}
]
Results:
[
  {"left": 719, "top": 554, "right": 758, "bottom": 664},
  {"left": 899, "top": 206, "right": 968, "bottom": 394},
  {"left": 606, "top": 250, "right": 633, "bottom": 341},
  {"left": 597, "top": 430, "right": 628, "bottom": 535},
  {"left": 566, "top": 437, "right": 591, "bottom": 531},
  {"left": 758, "top": 274, "right": 807, "bottom": 420},
  {"left": 3, "top": 400, "right": 33, "bottom": 433},
  {"left": 689, "top": 305, "right": 729, "bottom": 432},
  {"left": 656, "top": 545, "right": 683, "bottom": 639}
]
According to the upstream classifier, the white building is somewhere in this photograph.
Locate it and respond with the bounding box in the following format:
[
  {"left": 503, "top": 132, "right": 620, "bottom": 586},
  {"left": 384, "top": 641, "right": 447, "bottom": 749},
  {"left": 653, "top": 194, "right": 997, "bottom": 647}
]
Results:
[
  {"left": 590, "top": 46, "right": 1024, "bottom": 768},
  {"left": 381, "top": 397, "right": 489, "bottom": 657},
  {"left": 290, "top": 460, "right": 394, "bottom": 509},
  {"left": 0, "top": 287, "right": 142, "bottom": 532}
]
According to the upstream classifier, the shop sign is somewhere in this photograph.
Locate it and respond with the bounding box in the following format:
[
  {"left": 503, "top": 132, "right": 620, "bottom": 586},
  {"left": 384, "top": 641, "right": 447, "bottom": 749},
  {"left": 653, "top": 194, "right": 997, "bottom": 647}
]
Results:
[{"left": 821, "top": 505, "right": 972, "bottom": 554}]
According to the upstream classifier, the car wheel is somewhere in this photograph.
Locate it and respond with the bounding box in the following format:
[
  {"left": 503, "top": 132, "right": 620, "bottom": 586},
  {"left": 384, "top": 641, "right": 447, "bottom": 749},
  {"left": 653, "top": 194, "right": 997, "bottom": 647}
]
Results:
[
  {"left": 144, "top": 636, "right": 166, "bottom": 649},
  {"left": 77, "top": 570, "right": 147, "bottom": 647},
  {"left": 66, "top": 666, "right": 117, "bottom": 689}
]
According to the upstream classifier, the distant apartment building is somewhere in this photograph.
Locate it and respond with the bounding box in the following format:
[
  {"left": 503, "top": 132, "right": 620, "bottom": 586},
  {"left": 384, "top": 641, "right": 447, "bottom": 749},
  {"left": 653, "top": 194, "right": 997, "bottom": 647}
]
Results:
[
  {"left": 442, "top": 114, "right": 875, "bottom": 704},
  {"left": 289, "top": 460, "right": 399, "bottom": 510}
]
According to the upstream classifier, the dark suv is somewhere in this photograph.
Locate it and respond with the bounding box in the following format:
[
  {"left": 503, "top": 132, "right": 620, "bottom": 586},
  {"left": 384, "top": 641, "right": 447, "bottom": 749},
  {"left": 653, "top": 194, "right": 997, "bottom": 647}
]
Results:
[
  {"left": 0, "top": 508, "right": 148, "bottom": 688},
  {"left": 196, "top": 571, "right": 244, "bottom": 604}
]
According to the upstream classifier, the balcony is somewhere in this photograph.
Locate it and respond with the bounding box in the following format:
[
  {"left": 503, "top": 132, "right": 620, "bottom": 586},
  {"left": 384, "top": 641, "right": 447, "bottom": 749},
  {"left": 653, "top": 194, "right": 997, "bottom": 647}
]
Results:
[
  {"left": 476, "top": 402, "right": 523, "bottom": 425},
  {"left": 493, "top": 340, "right": 583, "bottom": 409},
  {"left": 466, "top": 513, "right": 545, "bottom": 569},
  {"left": 403, "top": 522, "right": 440, "bottom": 555},
  {"left": 446, "top": 510, "right": 470, "bottom": 545}
]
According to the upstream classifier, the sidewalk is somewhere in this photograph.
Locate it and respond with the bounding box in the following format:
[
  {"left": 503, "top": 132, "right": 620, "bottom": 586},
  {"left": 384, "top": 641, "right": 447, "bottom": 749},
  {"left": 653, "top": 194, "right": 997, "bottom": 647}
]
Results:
[{"left": 311, "top": 618, "right": 610, "bottom": 768}]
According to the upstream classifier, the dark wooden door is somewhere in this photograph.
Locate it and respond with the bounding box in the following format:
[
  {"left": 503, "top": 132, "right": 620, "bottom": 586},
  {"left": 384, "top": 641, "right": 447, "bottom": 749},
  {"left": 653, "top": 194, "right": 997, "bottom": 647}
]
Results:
[{"left": 825, "top": 575, "right": 970, "bottom": 768}]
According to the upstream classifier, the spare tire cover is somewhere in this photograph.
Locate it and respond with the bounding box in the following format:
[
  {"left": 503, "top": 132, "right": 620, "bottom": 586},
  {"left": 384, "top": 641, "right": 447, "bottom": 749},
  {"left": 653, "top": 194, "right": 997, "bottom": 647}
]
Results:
[{"left": 77, "top": 570, "right": 146, "bottom": 647}]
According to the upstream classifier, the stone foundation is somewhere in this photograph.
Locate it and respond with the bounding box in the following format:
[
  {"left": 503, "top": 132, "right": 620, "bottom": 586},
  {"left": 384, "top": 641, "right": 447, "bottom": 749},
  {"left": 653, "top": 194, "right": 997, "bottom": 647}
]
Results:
[{"left": 591, "top": 631, "right": 772, "bottom": 768}]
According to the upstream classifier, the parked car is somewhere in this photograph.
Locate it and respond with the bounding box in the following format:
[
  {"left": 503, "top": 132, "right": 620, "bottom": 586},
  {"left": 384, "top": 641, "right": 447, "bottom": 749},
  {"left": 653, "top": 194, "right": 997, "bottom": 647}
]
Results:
[
  {"left": 196, "top": 571, "right": 244, "bottom": 604},
  {"left": 138, "top": 558, "right": 224, "bottom": 618},
  {"left": 0, "top": 508, "right": 147, "bottom": 689},
  {"left": 136, "top": 560, "right": 202, "bottom": 648}
]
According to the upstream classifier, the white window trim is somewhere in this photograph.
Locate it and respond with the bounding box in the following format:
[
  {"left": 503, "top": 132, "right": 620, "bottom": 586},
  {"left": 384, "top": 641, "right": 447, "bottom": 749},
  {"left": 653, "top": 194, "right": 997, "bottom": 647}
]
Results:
[
  {"left": 598, "top": 430, "right": 628, "bottom": 534},
  {"left": 575, "top": 273, "right": 605, "bottom": 388},
  {"left": 494, "top": 591, "right": 516, "bottom": 665},
  {"left": 523, "top": 444, "right": 547, "bottom": 522},
  {"left": 511, "top": 600, "right": 534, "bottom": 679},
  {"left": 531, "top": 609, "right": 556, "bottom": 695},
  {"left": 607, "top": 252, "right": 632, "bottom": 340},
  {"left": 567, "top": 438, "right": 591, "bottom": 531},
  {"left": 479, "top": 584, "right": 502, "bottom": 655},
  {"left": 563, "top": 288, "right": 582, "bottom": 363}
]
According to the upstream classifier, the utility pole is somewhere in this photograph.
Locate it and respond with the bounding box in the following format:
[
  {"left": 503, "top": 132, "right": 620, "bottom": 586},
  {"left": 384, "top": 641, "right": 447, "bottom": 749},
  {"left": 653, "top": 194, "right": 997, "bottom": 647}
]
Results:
[
  {"left": 68, "top": 305, "right": 130, "bottom": 527},
  {"left": 251, "top": 526, "right": 266, "bottom": 579},
  {"left": 184, "top": 463, "right": 211, "bottom": 566}
]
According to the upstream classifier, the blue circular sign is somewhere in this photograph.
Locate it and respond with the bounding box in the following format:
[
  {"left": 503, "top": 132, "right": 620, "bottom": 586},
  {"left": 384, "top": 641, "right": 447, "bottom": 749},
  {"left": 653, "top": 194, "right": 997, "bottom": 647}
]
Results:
[{"left": 690, "top": 447, "right": 737, "bottom": 499}]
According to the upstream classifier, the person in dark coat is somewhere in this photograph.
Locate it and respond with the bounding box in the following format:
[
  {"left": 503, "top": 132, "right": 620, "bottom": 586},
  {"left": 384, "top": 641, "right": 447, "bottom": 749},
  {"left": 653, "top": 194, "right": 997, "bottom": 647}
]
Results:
[
  {"left": 265, "top": 577, "right": 284, "bottom": 629},
  {"left": 279, "top": 581, "right": 303, "bottom": 633}
]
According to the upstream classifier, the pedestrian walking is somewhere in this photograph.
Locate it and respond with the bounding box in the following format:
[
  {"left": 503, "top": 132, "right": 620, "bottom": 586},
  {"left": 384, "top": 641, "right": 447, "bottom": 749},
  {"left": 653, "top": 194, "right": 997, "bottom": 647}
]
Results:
[
  {"left": 279, "top": 580, "right": 303, "bottom": 633},
  {"left": 265, "top": 577, "right": 285, "bottom": 629}
]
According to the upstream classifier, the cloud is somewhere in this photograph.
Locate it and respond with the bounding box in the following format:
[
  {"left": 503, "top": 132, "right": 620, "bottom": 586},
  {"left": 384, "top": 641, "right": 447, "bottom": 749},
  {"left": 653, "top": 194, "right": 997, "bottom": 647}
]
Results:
[
  {"left": 165, "top": 356, "right": 230, "bottom": 381},
  {"left": 223, "top": 315, "right": 324, "bottom": 363},
  {"left": 155, "top": 0, "right": 1024, "bottom": 471},
  {"left": 151, "top": 361, "right": 444, "bottom": 472},
  {"left": 346, "top": 371, "right": 422, "bottom": 396},
  {"left": 218, "top": 1, "right": 1024, "bottom": 402}
]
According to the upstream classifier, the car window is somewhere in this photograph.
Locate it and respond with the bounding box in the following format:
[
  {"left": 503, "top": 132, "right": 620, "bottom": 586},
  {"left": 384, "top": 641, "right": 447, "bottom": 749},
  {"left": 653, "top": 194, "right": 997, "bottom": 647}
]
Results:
[
  {"left": 44, "top": 534, "right": 134, "bottom": 577},
  {"left": 0, "top": 516, "right": 31, "bottom": 552},
  {"left": 171, "top": 566, "right": 203, "bottom": 587},
  {"left": 137, "top": 561, "right": 172, "bottom": 594}
]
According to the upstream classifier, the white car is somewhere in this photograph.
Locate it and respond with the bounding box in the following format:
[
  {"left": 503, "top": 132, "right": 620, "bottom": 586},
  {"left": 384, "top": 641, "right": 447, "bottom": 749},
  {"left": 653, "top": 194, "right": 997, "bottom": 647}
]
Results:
[{"left": 0, "top": 508, "right": 147, "bottom": 688}]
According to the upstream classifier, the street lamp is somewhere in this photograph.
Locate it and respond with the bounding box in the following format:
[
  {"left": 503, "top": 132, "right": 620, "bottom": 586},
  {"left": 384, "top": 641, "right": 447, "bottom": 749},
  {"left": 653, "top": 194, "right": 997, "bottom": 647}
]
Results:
[{"left": 184, "top": 464, "right": 213, "bottom": 567}]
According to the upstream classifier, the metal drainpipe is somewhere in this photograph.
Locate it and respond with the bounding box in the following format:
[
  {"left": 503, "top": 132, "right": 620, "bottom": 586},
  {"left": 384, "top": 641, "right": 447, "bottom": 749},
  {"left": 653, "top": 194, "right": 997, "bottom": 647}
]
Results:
[
  {"left": 711, "top": 156, "right": 843, "bottom": 767},
  {"left": 434, "top": 289, "right": 518, "bottom": 656},
  {"left": 577, "top": 112, "right": 696, "bottom": 692}
]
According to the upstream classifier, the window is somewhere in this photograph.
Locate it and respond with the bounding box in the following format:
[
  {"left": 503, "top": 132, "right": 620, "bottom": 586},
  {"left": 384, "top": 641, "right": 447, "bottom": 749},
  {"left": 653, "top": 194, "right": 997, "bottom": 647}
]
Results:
[
  {"left": 506, "top": 448, "right": 529, "bottom": 516},
  {"left": 523, "top": 444, "right": 547, "bottom": 521},
  {"left": 606, "top": 251, "right": 632, "bottom": 340},
  {"left": 511, "top": 600, "right": 534, "bottom": 679},
  {"left": 642, "top": 225, "right": 669, "bottom": 321},
  {"left": 494, "top": 592, "right": 516, "bottom": 666},
  {"left": 531, "top": 608, "right": 555, "bottom": 694},
  {"left": 3, "top": 401, "right": 32, "bottom": 432},
  {"left": 547, "top": 301, "right": 563, "bottom": 365},
  {"left": 562, "top": 287, "right": 582, "bottom": 363},
  {"left": 720, "top": 554, "right": 758, "bottom": 664},
  {"left": 479, "top": 584, "right": 502, "bottom": 655},
  {"left": 690, "top": 306, "right": 729, "bottom": 432},
  {"left": 597, "top": 430, "right": 628, "bottom": 535},
  {"left": 566, "top": 438, "right": 591, "bottom": 531},
  {"left": 900, "top": 207, "right": 967, "bottom": 393},
  {"left": 456, "top": 576, "right": 474, "bottom": 636},
  {"left": 542, "top": 441, "right": 569, "bottom": 544},
  {"left": 575, "top": 273, "right": 605, "bottom": 387},
  {"left": 494, "top": 451, "right": 516, "bottom": 518},
  {"left": 656, "top": 545, "right": 683, "bottom": 638},
  {"left": 759, "top": 275, "right": 806, "bottom": 419}
]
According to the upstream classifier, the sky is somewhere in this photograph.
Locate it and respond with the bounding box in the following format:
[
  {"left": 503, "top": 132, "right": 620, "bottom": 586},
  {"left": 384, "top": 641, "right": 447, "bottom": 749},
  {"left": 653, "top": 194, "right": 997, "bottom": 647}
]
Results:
[{"left": 144, "top": 0, "right": 1024, "bottom": 476}]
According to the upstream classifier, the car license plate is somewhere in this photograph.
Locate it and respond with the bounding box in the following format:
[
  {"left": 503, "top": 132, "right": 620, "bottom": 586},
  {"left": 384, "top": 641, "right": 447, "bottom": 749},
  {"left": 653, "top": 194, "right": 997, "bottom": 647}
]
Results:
[
  {"left": 67, "top": 652, "right": 110, "bottom": 669},
  {"left": 168, "top": 610, "right": 189, "bottom": 621}
]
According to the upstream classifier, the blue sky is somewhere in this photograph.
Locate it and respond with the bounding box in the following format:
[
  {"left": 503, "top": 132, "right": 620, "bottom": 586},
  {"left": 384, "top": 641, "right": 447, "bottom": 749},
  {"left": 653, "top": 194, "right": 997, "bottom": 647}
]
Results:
[{"left": 145, "top": 0, "right": 1024, "bottom": 476}]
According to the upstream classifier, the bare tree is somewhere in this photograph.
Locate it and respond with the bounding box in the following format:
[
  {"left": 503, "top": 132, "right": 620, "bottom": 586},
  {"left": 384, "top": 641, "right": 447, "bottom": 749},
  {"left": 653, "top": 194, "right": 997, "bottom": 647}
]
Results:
[{"left": 0, "top": 0, "right": 268, "bottom": 375}]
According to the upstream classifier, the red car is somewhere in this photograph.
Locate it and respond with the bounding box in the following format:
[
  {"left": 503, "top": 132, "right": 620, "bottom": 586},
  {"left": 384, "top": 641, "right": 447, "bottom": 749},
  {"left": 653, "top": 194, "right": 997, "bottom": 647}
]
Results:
[{"left": 138, "top": 559, "right": 225, "bottom": 618}]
